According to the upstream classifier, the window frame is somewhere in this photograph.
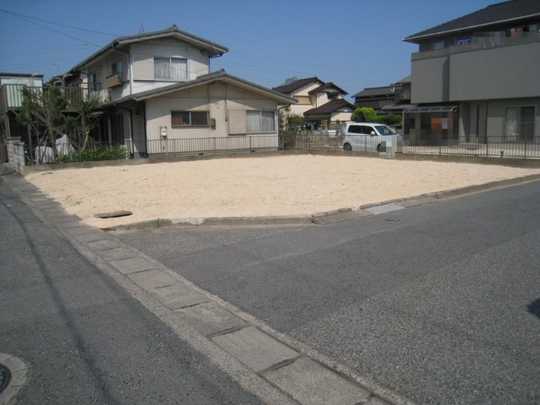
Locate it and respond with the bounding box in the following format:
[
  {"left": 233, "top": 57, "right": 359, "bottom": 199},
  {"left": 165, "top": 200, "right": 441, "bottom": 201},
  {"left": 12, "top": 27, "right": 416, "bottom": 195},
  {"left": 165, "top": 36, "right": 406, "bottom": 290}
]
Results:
[
  {"left": 504, "top": 105, "right": 536, "bottom": 141},
  {"left": 154, "top": 56, "right": 188, "bottom": 81},
  {"left": 171, "top": 110, "right": 210, "bottom": 128},
  {"left": 246, "top": 110, "right": 276, "bottom": 133}
]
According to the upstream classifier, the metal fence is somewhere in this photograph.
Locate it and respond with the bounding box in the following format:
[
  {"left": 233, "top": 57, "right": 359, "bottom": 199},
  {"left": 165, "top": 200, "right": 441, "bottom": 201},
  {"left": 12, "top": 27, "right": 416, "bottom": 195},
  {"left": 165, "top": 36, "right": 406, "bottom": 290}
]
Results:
[
  {"left": 279, "top": 131, "right": 398, "bottom": 156},
  {"left": 400, "top": 137, "right": 540, "bottom": 160},
  {"left": 146, "top": 135, "right": 278, "bottom": 155}
]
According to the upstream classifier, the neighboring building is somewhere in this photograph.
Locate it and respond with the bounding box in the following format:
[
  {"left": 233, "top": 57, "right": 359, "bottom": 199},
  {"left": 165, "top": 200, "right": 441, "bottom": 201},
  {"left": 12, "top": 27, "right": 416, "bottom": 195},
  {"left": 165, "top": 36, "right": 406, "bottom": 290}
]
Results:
[
  {"left": 404, "top": 0, "right": 540, "bottom": 143},
  {"left": 353, "top": 76, "right": 412, "bottom": 114},
  {"left": 353, "top": 85, "right": 395, "bottom": 111},
  {"left": 58, "top": 25, "right": 295, "bottom": 156},
  {"left": 0, "top": 72, "right": 44, "bottom": 140},
  {"left": 273, "top": 77, "right": 353, "bottom": 129}
]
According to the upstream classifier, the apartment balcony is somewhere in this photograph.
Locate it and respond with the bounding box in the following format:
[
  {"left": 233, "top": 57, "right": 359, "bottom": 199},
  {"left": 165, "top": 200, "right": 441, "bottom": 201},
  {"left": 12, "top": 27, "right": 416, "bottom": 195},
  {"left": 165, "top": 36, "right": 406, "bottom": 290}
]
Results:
[
  {"left": 104, "top": 73, "right": 123, "bottom": 89},
  {"left": 0, "top": 84, "right": 42, "bottom": 113},
  {"left": 412, "top": 31, "right": 540, "bottom": 61},
  {"left": 0, "top": 84, "right": 109, "bottom": 115}
]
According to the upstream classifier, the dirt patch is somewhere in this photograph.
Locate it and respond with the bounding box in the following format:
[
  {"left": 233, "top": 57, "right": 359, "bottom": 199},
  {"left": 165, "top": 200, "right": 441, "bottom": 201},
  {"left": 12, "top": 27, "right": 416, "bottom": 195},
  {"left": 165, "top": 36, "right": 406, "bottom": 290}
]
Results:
[{"left": 24, "top": 155, "right": 540, "bottom": 228}]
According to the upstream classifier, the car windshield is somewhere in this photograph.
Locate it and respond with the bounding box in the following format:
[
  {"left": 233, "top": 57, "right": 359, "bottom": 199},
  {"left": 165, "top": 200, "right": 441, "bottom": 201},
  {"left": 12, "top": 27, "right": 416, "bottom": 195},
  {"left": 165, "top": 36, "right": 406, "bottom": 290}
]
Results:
[{"left": 375, "top": 125, "right": 397, "bottom": 135}]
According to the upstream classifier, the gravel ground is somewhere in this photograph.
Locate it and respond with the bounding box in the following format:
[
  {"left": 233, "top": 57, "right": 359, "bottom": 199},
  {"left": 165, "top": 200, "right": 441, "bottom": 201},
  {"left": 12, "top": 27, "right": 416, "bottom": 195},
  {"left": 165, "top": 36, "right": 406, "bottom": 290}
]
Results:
[{"left": 25, "top": 155, "right": 540, "bottom": 228}]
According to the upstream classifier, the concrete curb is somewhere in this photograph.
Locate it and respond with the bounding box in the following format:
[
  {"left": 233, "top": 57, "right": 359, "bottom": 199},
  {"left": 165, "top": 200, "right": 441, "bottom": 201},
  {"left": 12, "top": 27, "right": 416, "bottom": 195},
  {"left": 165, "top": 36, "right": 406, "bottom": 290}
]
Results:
[
  {"left": 101, "top": 173, "right": 540, "bottom": 232},
  {"left": 5, "top": 174, "right": 414, "bottom": 405},
  {"left": 0, "top": 353, "right": 29, "bottom": 405}
]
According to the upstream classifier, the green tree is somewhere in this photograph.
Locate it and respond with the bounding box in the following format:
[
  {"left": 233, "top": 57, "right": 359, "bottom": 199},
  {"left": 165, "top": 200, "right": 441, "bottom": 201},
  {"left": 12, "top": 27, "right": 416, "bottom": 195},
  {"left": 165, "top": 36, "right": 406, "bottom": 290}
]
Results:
[
  {"left": 17, "top": 86, "right": 67, "bottom": 162},
  {"left": 65, "top": 95, "right": 101, "bottom": 151},
  {"left": 352, "top": 107, "right": 379, "bottom": 123},
  {"left": 352, "top": 107, "right": 401, "bottom": 127}
]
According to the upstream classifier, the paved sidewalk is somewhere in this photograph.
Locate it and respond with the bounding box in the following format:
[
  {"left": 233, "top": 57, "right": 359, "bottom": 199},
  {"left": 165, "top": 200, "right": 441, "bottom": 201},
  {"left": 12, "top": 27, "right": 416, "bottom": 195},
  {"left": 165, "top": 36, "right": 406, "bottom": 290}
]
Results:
[
  {"left": 0, "top": 178, "right": 263, "bottom": 405},
  {"left": 3, "top": 174, "right": 413, "bottom": 405}
]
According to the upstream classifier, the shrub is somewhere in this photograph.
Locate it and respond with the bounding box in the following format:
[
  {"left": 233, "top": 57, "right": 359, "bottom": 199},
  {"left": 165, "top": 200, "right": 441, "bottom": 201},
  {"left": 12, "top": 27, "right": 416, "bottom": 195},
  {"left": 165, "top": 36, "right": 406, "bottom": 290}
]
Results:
[
  {"left": 352, "top": 107, "right": 378, "bottom": 123},
  {"left": 352, "top": 107, "right": 401, "bottom": 127},
  {"left": 379, "top": 114, "right": 402, "bottom": 126},
  {"left": 58, "top": 146, "right": 128, "bottom": 163},
  {"left": 287, "top": 114, "right": 305, "bottom": 129}
]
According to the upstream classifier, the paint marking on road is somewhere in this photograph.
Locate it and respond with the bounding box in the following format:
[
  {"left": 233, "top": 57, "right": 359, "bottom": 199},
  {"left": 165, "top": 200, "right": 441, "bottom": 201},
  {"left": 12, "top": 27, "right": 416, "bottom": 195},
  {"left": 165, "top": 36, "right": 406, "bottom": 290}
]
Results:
[{"left": 366, "top": 203, "right": 405, "bottom": 215}]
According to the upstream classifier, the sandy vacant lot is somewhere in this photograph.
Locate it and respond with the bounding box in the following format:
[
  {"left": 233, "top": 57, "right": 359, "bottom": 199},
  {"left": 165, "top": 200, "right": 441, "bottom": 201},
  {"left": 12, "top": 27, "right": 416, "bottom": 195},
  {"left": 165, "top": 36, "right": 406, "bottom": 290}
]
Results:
[{"left": 26, "top": 155, "right": 540, "bottom": 228}]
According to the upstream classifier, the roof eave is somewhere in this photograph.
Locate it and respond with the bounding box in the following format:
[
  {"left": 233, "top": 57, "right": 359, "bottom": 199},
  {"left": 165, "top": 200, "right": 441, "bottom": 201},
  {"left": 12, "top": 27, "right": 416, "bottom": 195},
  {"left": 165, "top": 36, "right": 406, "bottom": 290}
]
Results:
[
  {"left": 118, "top": 32, "right": 228, "bottom": 56},
  {"left": 404, "top": 11, "right": 540, "bottom": 43},
  {"left": 113, "top": 73, "right": 296, "bottom": 105},
  {"left": 68, "top": 28, "right": 228, "bottom": 74}
]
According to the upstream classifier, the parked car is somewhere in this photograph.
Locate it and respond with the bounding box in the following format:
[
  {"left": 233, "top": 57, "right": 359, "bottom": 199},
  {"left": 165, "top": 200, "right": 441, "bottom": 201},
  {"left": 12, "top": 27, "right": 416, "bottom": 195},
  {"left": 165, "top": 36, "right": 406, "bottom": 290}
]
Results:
[{"left": 342, "top": 122, "right": 402, "bottom": 153}]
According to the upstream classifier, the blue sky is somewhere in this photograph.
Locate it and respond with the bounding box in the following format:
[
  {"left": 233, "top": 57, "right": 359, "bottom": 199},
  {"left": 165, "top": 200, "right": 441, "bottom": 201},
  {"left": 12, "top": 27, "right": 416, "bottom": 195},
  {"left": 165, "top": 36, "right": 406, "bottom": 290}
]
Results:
[{"left": 0, "top": 0, "right": 496, "bottom": 96}]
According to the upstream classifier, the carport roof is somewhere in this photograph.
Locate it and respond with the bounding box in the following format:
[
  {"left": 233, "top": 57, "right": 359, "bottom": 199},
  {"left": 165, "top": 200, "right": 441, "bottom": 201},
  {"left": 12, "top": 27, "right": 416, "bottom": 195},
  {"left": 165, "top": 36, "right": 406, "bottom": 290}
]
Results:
[{"left": 109, "top": 70, "right": 297, "bottom": 105}]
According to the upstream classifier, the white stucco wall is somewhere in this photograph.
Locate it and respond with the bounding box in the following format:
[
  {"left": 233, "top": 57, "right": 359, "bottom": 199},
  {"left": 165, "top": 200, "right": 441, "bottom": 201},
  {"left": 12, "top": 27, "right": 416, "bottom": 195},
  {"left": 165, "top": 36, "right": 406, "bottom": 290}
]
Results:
[
  {"left": 282, "top": 82, "right": 320, "bottom": 118},
  {"left": 143, "top": 82, "right": 279, "bottom": 153},
  {"left": 84, "top": 37, "right": 211, "bottom": 101},
  {"left": 86, "top": 51, "right": 130, "bottom": 100},
  {"left": 131, "top": 38, "right": 209, "bottom": 82}
]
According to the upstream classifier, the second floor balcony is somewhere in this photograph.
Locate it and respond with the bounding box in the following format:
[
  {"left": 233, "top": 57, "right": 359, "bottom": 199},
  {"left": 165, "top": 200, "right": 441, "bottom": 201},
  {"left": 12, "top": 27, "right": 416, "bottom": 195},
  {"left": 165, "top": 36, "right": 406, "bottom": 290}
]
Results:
[
  {"left": 412, "top": 31, "right": 540, "bottom": 61},
  {"left": 0, "top": 84, "right": 107, "bottom": 114}
]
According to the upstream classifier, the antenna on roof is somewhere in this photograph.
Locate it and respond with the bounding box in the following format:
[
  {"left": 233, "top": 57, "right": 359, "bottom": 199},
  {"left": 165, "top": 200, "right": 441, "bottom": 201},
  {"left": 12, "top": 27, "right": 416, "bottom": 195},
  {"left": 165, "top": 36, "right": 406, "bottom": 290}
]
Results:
[{"left": 138, "top": 23, "right": 144, "bottom": 33}]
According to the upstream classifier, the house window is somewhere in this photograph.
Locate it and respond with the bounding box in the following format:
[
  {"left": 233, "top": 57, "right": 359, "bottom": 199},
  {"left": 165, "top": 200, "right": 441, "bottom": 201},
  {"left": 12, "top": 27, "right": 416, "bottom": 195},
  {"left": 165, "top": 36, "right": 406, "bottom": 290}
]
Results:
[
  {"left": 88, "top": 72, "right": 101, "bottom": 92},
  {"left": 246, "top": 111, "right": 275, "bottom": 133},
  {"left": 154, "top": 57, "right": 188, "bottom": 81},
  {"left": 505, "top": 106, "right": 535, "bottom": 141},
  {"left": 456, "top": 36, "right": 472, "bottom": 46},
  {"left": 171, "top": 111, "right": 209, "bottom": 128},
  {"left": 327, "top": 91, "right": 338, "bottom": 100},
  {"left": 111, "top": 62, "right": 124, "bottom": 77}
]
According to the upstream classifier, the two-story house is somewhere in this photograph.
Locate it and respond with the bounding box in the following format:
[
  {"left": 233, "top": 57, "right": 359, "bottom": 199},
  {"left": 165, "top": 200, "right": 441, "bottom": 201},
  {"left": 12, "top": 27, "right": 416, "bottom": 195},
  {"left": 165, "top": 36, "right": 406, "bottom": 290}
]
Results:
[
  {"left": 273, "top": 77, "right": 353, "bottom": 129},
  {"left": 62, "top": 25, "right": 295, "bottom": 156},
  {"left": 353, "top": 76, "right": 412, "bottom": 114},
  {"left": 404, "top": 0, "right": 540, "bottom": 144}
]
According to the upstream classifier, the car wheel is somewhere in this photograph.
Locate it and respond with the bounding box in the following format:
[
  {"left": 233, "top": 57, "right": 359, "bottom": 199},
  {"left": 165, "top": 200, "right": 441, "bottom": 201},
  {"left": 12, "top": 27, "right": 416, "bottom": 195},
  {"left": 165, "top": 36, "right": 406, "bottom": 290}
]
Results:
[
  {"left": 376, "top": 143, "right": 383, "bottom": 153},
  {"left": 343, "top": 143, "right": 352, "bottom": 152}
]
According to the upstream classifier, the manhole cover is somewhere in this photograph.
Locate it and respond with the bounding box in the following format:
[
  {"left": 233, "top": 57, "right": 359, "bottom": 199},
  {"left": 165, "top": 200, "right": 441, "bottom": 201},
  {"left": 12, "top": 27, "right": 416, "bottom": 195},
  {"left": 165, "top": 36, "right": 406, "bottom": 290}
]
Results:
[{"left": 0, "top": 363, "right": 11, "bottom": 394}]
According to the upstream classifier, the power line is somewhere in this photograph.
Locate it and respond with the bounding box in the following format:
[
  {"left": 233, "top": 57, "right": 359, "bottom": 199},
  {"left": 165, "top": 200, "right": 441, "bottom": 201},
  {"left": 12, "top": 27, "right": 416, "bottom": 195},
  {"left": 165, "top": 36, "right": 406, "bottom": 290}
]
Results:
[
  {"left": 0, "top": 10, "right": 104, "bottom": 48},
  {"left": 0, "top": 8, "right": 118, "bottom": 37}
]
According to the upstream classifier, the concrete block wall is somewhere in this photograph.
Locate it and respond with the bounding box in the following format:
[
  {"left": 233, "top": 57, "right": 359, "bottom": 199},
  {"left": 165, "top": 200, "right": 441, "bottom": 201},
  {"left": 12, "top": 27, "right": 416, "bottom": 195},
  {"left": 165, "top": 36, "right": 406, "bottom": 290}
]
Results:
[{"left": 6, "top": 137, "right": 25, "bottom": 173}]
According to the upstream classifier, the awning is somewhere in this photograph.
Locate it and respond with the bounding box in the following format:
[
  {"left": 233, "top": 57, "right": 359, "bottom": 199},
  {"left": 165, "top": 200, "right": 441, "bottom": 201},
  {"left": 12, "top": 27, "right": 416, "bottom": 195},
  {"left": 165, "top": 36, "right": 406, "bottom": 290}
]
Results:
[
  {"left": 381, "top": 104, "right": 416, "bottom": 112},
  {"left": 404, "top": 105, "right": 458, "bottom": 113}
]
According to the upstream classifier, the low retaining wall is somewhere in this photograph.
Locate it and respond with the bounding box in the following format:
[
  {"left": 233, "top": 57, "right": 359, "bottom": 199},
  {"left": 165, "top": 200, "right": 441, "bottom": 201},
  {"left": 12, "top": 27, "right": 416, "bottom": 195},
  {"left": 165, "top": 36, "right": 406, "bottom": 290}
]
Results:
[{"left": 6, "top": 138, "right": 25, "bottom": 174}]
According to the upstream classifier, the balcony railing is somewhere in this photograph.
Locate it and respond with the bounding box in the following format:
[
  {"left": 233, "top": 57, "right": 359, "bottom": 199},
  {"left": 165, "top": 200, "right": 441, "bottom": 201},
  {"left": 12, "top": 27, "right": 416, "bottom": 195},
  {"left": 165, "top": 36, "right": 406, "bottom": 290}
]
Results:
[
  {"left": 104, "top": 73, "right": 123, "bottom": 89},
  {"left": 0, "top": 84, "right": 42, "bottom": 113},
  {"left": 0, "top": 84, "right": 109, "bottom": 113},
  {"left": 413, "top": 31, "right": 540, "bottom": 60}
]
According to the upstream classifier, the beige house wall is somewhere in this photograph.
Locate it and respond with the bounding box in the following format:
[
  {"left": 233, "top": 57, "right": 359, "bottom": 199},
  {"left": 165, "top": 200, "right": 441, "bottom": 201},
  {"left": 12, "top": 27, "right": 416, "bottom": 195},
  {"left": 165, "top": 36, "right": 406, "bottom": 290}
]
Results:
[
  {"left": 283, "top": 82, "right": 321, "bottom": 118},
  {"left": 86, "top": 51, "right": 130, "bottom": 101},
  {"left": 144, "top": 82, "right": 279, "bottom": 146},
  {"left": 331, "top": 111, "right": 352, "bottom": 122},
  {"left": 130, "top": 38, "right": 209, "bottom": 88},
  {"left": 84, "top": 38, "right": 211, "bottom": 102}
]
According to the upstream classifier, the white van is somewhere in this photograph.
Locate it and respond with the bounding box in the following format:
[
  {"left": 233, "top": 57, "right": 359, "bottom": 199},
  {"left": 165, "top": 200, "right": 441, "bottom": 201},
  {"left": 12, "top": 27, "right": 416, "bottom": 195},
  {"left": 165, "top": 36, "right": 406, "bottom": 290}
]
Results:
[{"left": 342, "top": 122, "right": 402, "bottom": 153}]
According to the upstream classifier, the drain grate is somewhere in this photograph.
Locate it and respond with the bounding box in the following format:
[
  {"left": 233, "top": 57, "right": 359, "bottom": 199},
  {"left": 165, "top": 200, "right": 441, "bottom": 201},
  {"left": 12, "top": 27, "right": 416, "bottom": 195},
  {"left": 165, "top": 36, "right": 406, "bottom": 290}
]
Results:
[{"left": 0, "top": 363, "right": 11, "bottom": 394}]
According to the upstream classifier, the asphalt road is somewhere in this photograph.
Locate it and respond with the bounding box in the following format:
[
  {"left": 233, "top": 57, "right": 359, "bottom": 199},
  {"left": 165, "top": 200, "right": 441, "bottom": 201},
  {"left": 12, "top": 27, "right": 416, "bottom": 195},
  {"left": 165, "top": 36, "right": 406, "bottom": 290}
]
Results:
[
  {"left": 0, "top": 180, "right": 262, "bottom": 405},
  {"left": 119, "top": 181, "right": 540, "bottom": 405}
]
